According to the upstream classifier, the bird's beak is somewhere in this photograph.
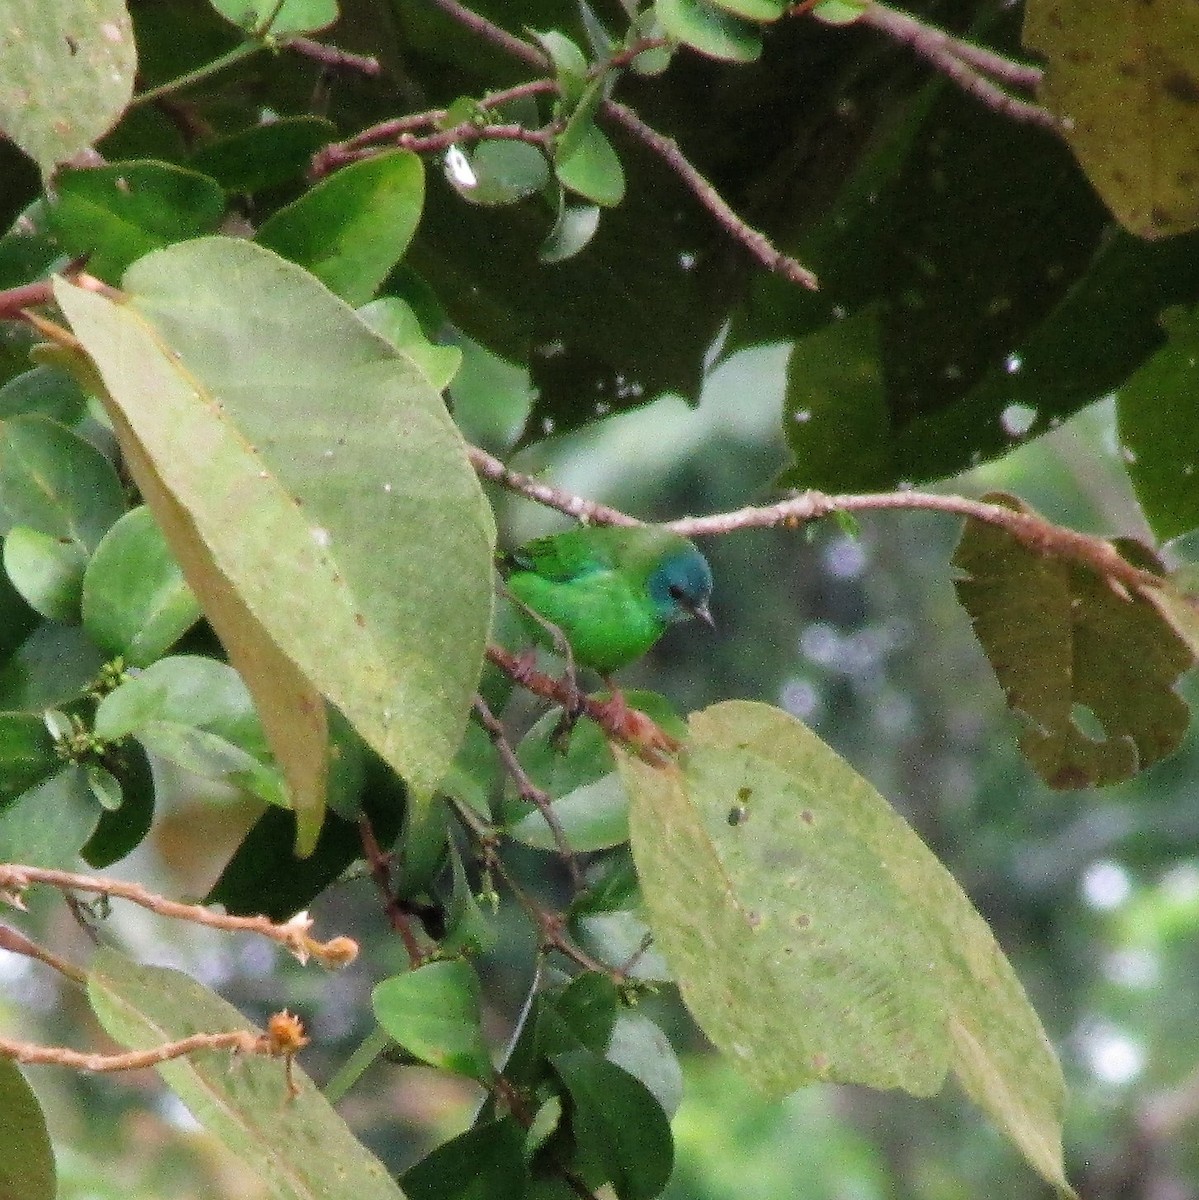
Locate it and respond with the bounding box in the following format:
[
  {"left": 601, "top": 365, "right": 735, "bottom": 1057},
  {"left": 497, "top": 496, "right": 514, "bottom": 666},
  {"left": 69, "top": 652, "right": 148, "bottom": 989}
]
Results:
[{"left": 692, "top": 601, "right": 715, "bottom": 629}]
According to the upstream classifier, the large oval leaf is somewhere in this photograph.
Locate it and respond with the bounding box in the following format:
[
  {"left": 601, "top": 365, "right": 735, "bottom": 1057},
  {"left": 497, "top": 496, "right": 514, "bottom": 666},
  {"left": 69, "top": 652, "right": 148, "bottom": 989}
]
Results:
[
  {"left": 87, "top": 948, "right": 406, "bottom": 1200},
  {"left": 55, "top": 238, "right": 494, "bottom": 820},
  {"left": 617, "top": 700, "right": 1070, "bottom": 1196},
  {"left": 0, "top": 1059, "right": 55, "bottom": 1200}
]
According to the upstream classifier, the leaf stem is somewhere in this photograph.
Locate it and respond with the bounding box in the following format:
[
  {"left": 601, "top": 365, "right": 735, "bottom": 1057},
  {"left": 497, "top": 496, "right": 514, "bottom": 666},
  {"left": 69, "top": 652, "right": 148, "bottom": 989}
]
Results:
[
  {"left": 856, "top": 3, "right": 1057, "bottom": 129},
  {"left": 129, "top": 41, "right": 267, "bottom": 108}
]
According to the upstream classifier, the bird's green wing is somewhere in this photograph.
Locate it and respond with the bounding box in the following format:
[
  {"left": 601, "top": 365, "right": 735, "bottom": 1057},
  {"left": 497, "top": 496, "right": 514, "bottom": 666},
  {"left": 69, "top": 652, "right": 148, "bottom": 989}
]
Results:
[{"left": 501, "top": 527, "right": 619, "bottom": 581}]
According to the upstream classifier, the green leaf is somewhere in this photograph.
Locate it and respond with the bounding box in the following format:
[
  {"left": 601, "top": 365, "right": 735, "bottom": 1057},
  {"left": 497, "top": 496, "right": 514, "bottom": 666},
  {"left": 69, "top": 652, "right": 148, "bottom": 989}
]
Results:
[
  {"left": 0, "top": 0, "right": 135, "bottom": 174},
  {"left": 0, "top": 765, "right": 102, "bottom": 868},
  {"left": 257, "top": 150, "right": 425, "bottom": 306},
  {"left": 3, "top": 526, "right": 88, "bottom": 621},
  {"left": 0, "top": 712, "right": 60, "bottom": 809},
  {"left": 448, "top": 140, "right": 550, "bottom": 208},
  {"left": 372, "top": 960, "right": 494, "bottom": 1082},
  {"left": 708, "top": 0, "right": 786, "bottom": 20},
  {"left": 402, "top": 1118, "right": 527, "bottom": 1200},
  {"left": 82, "top": 505, "right": 202, "bottom": 666},
  {"left": 540, "top": 200, "right": 601, "bottom": 264},
  {"left": 555, "top": 972, "right": 620, "bottom": 1054},
  {"left": 0, "top": 366, "right": 90, "bottom": 425},
  {"left": 1024, "top": 0, "right": 1199, "bottom": 237},
  {"left": 87, "top": 948, "right": 407, "bottom": 1200},
  {"left": 532, "top": 30, "right": 588, "bottom": 97},
  {"left": 809, "top": 0, "right": 869, "bottom": 23},
  {"left": 82, "top": 739, "right": 155, "bottom": 866},
  {"left": 0, "top": 415, "right": 125, "bottom": 551},
  {"left": 654, "top": 0, "right": 763, "bottom": 61},
  {"left": 953, "top": 493, "right": 1193, "bottom": 787},
  {"left": 607, "top": 1012, "right": 684, "bottom": 1118},
  {"left": 1116, "top": 304, "right": 1199, "bottom": 541},
  {"left": 0, "top": 1059, "right": 55, "bottom": 1200},
  {"left": 0, "top": 622, "right": 106, "bottom": 710},
  {"left": 206, "top": 761, "right": 403, "bottom": 920},
  {"left": 617, "top": 701, "right": 1071, "bottom": 1195},
  {"left": 95, "top": 655, "right": 286, "bottom": 806},
  {"left": 440, "top": 841, "right": 497, "bottom": 955},
  {"left": 50, "top": 161, "right": 226, "bottom": 283},
  {"left": 357, "top": 297, "right": 462, "bottom": 391},
  {"left": 550, "top": 1049, "right": 674, "bottom": 1200},
  {"left": 189, "top": 116, "right": 336, "bottom": 194},
  {"left": 207, "top": 0, "right": 337, "bottom": 36},
  {"left": 555, "top": 122, "right": 626, "bottom": 208},
  {"left": 779, "top": 308, "right": 893, "bottom": 491},
  {"left": 56, "top": 237, "right": 494, "bottom": 834}
]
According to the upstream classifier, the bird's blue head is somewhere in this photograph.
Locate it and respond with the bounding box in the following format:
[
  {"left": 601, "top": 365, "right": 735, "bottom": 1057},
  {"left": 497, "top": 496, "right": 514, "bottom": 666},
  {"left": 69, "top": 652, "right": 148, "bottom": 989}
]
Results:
[{"left": 647, "top": 544, "right": 715, "bottom": 628}]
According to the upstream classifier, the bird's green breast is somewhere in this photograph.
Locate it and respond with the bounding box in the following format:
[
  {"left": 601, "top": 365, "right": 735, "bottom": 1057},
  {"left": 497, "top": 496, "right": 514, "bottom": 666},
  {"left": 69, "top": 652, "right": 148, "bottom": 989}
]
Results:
[{"left": 505, "top": 567, "right": 667, "bottom": 674}]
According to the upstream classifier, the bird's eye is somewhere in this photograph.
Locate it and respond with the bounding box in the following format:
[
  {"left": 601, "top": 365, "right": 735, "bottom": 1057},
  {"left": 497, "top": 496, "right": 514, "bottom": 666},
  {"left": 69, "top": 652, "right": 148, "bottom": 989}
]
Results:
[{"left": 668, "top": 583, "right": 685, "bottom": 601}]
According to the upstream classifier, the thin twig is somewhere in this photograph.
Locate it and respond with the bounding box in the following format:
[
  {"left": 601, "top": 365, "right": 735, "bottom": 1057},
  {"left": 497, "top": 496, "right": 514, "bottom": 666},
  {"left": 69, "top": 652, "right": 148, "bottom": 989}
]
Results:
[
  {"left": 472, "top": 696, "right": 583, "bottom": 890},
  {"left": 858, "top": 3, "right": 1057, "bottom": 129},
  {"left": 0, "top": 865, "right": 357, "bottom": 968},
  {"left": 426, "top": 0, "right": 546, "bottom": 69},
  {"left": 446, "top": 796, "right": 625, "bottom": 982},
  {"left": 469, "top": 446, "right": 640, "bottom": 526},
  {"left": 0, "top": 1030, "right": 261, "bottom": 1072},
  {"left": 602, "top": 100, "right": 820, "bottom": 289},
  {"left": 469, "top": 448, "right": 1164, "bottom": 597},
  {"left": 0, "top": 1009, "right": 309, "bottom": 1087},
  {"left": 287, "top": 38, "right": 381, "bottom": 76},
  {"left": 485, "top": 646, "right": 679, "bottom": 760},
  {"left": 0, "top": 924, "right": 85, "bottom": 984},
  {"left": 129, "top": 41, "right": 265, "bottom": 108},
  {"left": 861, "top": 2, "right": 1043, "bottom": 90},
  {"left": 357, "top": 815, "right": 426, "bottom": 965}
]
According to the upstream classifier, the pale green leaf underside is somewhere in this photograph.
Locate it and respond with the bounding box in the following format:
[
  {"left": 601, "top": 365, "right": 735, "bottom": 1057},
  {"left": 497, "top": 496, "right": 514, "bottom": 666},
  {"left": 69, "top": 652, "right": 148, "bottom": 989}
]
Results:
[
  {"left": 87, "top": 948, "right": 406, "bottom": 1200},
  {"left": 55, "top": 238, "right": 495, "bottom": 808},
  {"left": 619, "top": 700, "right": 1071, "bottom": 1196}
]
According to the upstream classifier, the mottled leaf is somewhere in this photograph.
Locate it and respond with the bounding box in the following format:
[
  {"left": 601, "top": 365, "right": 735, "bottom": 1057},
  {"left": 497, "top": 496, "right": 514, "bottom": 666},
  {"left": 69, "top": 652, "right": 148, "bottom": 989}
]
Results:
[
  {"left": 1024, "top": 0, "right": 1199, "bottom": 237},
  {"left": 953, "top": 493, "right": 1193, "bottom": 786},
  {"left": 88, "top": 949, "right": 406, "bottom": 1200},
  {"left": 0, "top": 0, "right": 135, "bottom": 173},
  {"left": 617, "top": 700, "right": 1071, "bottom": 1196}
]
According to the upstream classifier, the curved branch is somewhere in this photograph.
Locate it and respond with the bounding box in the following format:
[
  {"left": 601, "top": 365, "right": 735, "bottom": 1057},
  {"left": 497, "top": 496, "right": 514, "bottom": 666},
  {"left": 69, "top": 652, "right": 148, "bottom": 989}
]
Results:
[
  {"left": 471, "top": 447, "right": 1163, "bottom": 597},
  {"left": 0, "top": 865, "right": 358, "bottom": 968}
]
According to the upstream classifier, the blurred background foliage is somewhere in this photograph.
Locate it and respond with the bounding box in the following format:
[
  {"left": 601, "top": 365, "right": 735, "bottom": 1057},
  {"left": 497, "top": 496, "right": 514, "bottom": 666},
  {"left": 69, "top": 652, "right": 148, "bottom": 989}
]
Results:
[{"left": 8, "top": 348, "right": 1199, "bottom": 1198}]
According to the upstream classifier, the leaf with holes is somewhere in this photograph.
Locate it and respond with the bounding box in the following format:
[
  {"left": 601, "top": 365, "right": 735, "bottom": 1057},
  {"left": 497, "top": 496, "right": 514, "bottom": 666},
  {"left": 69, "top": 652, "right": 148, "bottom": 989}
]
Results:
[
  {"left": 953, "top": 492, "right": 1193, "bottom": 787},
  {"left": 616, "top": 700, "right": 1072, "bottom": 1197}
]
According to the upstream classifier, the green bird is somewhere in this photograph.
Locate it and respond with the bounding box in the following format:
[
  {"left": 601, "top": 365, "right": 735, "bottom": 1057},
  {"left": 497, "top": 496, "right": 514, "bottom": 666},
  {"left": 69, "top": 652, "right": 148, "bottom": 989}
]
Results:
[{"left": 499, "top": 526, "right": 715, "bottom": 676}]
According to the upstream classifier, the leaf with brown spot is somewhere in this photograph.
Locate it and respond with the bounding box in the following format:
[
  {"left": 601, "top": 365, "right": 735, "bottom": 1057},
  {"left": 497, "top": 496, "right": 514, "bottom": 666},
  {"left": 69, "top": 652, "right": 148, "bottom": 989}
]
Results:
[{"left": 1024, "top": 0, "right": 1199, "bottom": 237}]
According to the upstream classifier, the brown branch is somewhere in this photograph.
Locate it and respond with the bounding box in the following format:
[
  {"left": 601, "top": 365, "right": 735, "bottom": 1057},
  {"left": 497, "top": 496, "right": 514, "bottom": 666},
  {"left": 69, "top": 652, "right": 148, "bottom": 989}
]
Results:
[
  {"left": 486, "top": 646, "right": 679, "bottom": 760},
  {"left": 601, "top": 100, "right": 820, "bottom": 289},
  {"left": 470, "top": 448, "right": 1163, "bottom": 597},
  {"left": 426, "top": 0, "right": 547, "bottom": 70},
  {"left": 0, "top": 1009, "right": 309, "bottom": 1089},
  {"left": 446, "top": 796, "right": 625, "bottom": 983},
  {"left": 858, "top": 3, "right": 1057, "bottom": 130},
  {"left": 0, "top": 923, "right": 85, "bottom": 984},
  {"left": 860, "top": 2, "right": 1043, "bottom": 91},
  {"left": 0, "top": 865, "right": 358, "bottom": 969},
  {"left": 0, "top": 1029, "right": 262, "bottom": 1072},
  {"left": 472, "top": 696, "right": 583, "bottom": 890},
  {"left": 357, "top": 815, "right": 426, "bottom": 964},
  {"left": 469, "top": 446, "right": 639, "bottom": 526},
  {"left": 287, "top": 37, "right": 381, "bottom": 76}
]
